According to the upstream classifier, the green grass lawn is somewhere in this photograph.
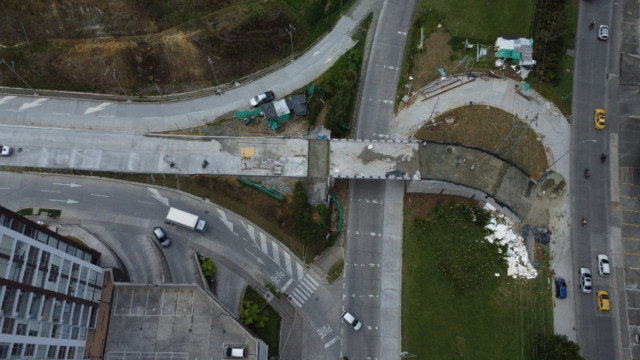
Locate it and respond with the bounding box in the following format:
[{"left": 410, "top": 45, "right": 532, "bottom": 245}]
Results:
[{"left": 402, "top": 201, "right": 553, "bottom": 359}]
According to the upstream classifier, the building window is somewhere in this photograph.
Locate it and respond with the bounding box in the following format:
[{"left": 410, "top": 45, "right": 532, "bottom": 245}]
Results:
[
  {"left": 47, "top": 345, "right": 57, "bottom": 359},
  {"left": 11, "top": 343, "right": 23, "bottom": 357},
  {"left": 66, "top": 347, "right": 75, "bottom": 359},
  {"left": 1, "top": 318, "right": 14, "bottom": 334},
  {"left": 0, "top": 344, "right": 8, "bottom": 359},
  {"left": 48, "top": 264, "right": 59, "bottom": 282},
  {"left": 24, "top": 344, "right": 35, "bottom": 357},
  {"left": 57, "top": 345, "right": 66, "bottom": 359},
  {"left": 16, "top": 322, "right": 27, "bottom": 335}
]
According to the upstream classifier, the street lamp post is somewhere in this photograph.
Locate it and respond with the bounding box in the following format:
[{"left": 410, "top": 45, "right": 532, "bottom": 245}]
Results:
[
  {"left": 0, "top": 58, "right": 36, "bottom": 95},
  {"left": 103, "top": 67, "right": 128, "bottom": 100},
  {"left": 285, "top": 24, "right": 296, "bottom": 61},
  {"left": 207, "top": 56, "right": 219, "bottom": 89}
]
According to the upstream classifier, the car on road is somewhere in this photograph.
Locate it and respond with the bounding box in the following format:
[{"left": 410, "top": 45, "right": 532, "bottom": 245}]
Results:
[
  {"left": 249, "top": 90, "right": 275, "bottom": 107},
  {"left": 555, "top": 277, "right": 567, "bottom": 299},
  {"left": 598, "top": 25, "right": 609, "bottom": 41},
  {"left": 152, "top": 226, "right": 171, "bottom": 247},
  {"left": 597, "top": 254, "right": 610, "bottom": 276},
  {"left": 0, "top": 145, "right": 12, "bottom": 156},
  {"left": 580, "top": 268, "right": 592, "bottom": 293},
  {"left": 594, "top": 108, "right": 606, "bottom": 130},
  {"left": 597, "top": 290, "right": 610, "bottom": 312},
  {"left": 342, "top": 311, "right": 362, "bottom": 331}
]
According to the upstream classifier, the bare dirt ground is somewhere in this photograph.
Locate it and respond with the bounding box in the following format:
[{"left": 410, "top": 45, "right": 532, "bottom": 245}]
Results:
[{"left": 0, "top": 0, "right": 303, "bottom": 94}]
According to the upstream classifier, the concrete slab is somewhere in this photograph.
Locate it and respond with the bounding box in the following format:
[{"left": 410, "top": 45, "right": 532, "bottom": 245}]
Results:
[
  {"left": 329, "top": 139, "right": 420, "bottom": 179},
  {"left": 308, "top": 139, "right": 330, "bottom": 178}
]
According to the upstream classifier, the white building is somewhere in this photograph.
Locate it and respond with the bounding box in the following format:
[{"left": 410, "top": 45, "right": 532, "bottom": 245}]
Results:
[{"left": 0, "top": 206, "right": 104, "bottom": 359}]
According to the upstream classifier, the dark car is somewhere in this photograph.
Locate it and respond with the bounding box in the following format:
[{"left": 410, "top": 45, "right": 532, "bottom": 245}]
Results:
[
  {"left": 152, "top": 227, "right": 171, "bottom": 247},
  {"left": 249, "top": 91, "right": 275, "bottom": 107},
  {"left": 555, "top": 277, "right": 567, "bottom": 299}
]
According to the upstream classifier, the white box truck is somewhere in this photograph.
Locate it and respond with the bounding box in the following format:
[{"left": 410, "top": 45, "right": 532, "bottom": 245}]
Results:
[{"left": 165, "top": 207, "right": 207, "bottom": 232}]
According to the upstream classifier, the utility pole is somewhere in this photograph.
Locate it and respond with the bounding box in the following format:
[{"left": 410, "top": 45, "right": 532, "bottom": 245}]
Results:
[
  {"left": 103, "top": 67, "right": 128, "bottom": 100},
  {"left": 0, "top": 58, "right": 36, "bottom": 95},
  {"left": 207, "top": 56, "right": 219, "bottom": 89},
  {"left": 285, "top": 24, "right": 296, "bottom": 61}
]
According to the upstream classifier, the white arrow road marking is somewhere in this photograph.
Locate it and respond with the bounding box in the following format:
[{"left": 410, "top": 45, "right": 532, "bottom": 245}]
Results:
[
  {"left": 147, "top": 188, "right": 169, "bottom": 207},
  {"left": 83, "top": 102, "right": 112, "bottom": 115},
  {"left": 0, "top": 96, "right": 16, "bottom": 105},
  {"left": 18, "top": 98, "right": 49, "bottom": 111},
  {"left": 244, "top": 248, "right": 265, "bottom": 265},
  {"left": 217, "top": 209, "right": 234, "bottom": 232},
  {"left": 324, "top": 336, "right": 339, "bottom": 348},
  {"left": 49, "top": 199, "right": 78, "bottom": 204},
  {"left": 53, "top": 182, "right": 82, "bottom": 188}
]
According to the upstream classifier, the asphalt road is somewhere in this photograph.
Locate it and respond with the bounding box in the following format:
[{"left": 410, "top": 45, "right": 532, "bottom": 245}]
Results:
[
  {"left": 342, "top": 1, "right": 415, "bottom": 359},
  {"left": 0, "top": 171, "right": 345, "bottom": 359},
  {"left": 571, "top": 0, "right": 619, "bottom": 359}
]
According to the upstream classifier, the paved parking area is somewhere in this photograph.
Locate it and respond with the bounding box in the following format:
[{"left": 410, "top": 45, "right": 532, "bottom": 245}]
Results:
[{"left": 104, "top": 284, "right": 260, "bottom": 360}]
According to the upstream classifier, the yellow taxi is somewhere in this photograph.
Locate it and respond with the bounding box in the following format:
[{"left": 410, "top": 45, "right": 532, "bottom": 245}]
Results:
[
  {"left": 597, "top": 290, "right": 610, "bottom": 312},
  {"left": 594, "top": 108, "right": 606, "bottom": 130}
]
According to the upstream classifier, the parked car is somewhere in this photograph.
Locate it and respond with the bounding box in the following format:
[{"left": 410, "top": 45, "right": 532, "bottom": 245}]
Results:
[
  {"left": 224, "top": 346, "right": 247, "bottom": 359},
  {"left": 597, "top": 254, "right": 610, "bottom": 276},
  {"left": 0, "top": 145, "right": 12, "bottom": 156},
  {"left": 342, "top": 311, "right": 362, "bottom": 331},
  {"left": 579, "top": 268, "right": 592, "bottom": 293},
  {"left": 597, "top": 290, "right": 610, "bottom": 312},
  {"left": 598, "top": 25, "right": 609, "bottom": 40},
  {"left": 249, "top": 90, "right": 275, "bottom": 107},
  {"left": 594, "top": 108, "right": 606, "bottom": 130},
  {"left": 152, "top": 227, "right": 171, "bottom": 247},
  {"left": 555, "top": 277, "right": 567, "bottom": 299}
]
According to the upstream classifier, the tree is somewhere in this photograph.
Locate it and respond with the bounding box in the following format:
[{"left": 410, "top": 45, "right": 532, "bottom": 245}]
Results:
[
  {"left": 239, "top": 300, "right": 268, "bottom": 329},
  {"left": 532, "top": 333, "right": 584, "bottom": 360}
]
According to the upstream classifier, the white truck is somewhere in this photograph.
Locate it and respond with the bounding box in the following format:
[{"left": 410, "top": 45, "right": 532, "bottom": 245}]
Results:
[{"left": 165, "top": 207, "right": 207, "bottom": 232}]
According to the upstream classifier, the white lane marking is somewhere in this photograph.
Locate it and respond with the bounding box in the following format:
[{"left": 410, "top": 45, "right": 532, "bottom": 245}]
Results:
[
  {"left": 187, "top": 111, "right": 202, "bottom": 115},
  {"left": 296, "top": 263, "right": 304, "bottom": 282},
  {"left": 41, "top": 190, "right": 61, "bottom": 193},
  {"left": 283, "top": 252, "right": 293, "bottom": 276},
  {"left": 397, "top": 31, "right": 407, "bottom": 36},
  {"left": 260, "top": 233, "right": 268, "bottom": 254},
  {"left": 146, "top": 188, "right": 169, "bottom": 207},
  {"left": 137, "top": 200, "right": 156, "bottom": 205},
  {"left": 19, "top": 98, "right": 49, "bottom": 111},
  {"left": 53, "top": 112, "right": 69, "bottom": 115},
  {"left": 0, "top": 96, "right": 16, "bottom": 105},
  {"left": 144, "top": 116, "right": 161, "bottom": 119},
  {"left": 291, "top": 296, "right": 302, "bottom": 307},
  {"left": 90, "top": 194, "right": 109, "bottom": 198},
  {"left": 98, "top": 115, "right": 115, "bottom": 118},
  {"left": 0, "top": 187, "right": 10, "bottom": 190},
  {"left": 49, "top": 199, "right": 78, "bottom": 204},
  {"left": 217, "top": 209, "right": 234, "bottom": 233},
  {"left": 293, "top": 288, "right": 308, "bottom": 301},
  {"left": 324, "top": 336, "right": 339, "bottom": 348},
  {"left": 300, "top": 278, "right": 315, "bottom": 293},
  {"left": 53, "top": 182, "right": 81, "bottom": 188},
  {"left": 296, "top": 285, "right": 311, "bottom": 298},
  {"left": 84, "top": 102, "right": 113, "bottom": 115},
  {"left": 271, "top": 240, "right": 280, "bottom": 266},
  {"left": 281, "top": 278, "right": 293, "bottom": 292},
  {"left": 305, "top": 275, "right": 319, "bottom": 288}
]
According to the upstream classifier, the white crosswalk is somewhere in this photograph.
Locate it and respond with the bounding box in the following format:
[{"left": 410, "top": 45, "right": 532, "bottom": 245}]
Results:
[{"left": 241, "top": 220, "right": 320, "bottom": 307}]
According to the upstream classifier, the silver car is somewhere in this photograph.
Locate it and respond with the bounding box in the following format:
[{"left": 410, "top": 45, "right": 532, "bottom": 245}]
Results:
[
  {"left": 598, "top": 25, "right": 609, "bottom": 41},
  {"left": 579, "top": 268, "right": 592, "bottom": 293}
]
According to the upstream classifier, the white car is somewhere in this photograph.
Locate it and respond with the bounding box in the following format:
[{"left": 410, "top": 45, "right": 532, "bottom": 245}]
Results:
[
  {"left": 0, "top": 145, "right": 12, "bottom": 156},
  {"left": 598, "top": 25, "right": 609, "bottom": 41},
  {"left": 597, "top": 254, "right": 610, "bottom": 276},
  {"left": 249, "top": 90, "right": 275, "bottom": 107},
  {"left": 342, "top": 311, "right": 362, "bottom": 331},
  {"left": 579, "top": 268, "right": 592, "bottom": 293}
]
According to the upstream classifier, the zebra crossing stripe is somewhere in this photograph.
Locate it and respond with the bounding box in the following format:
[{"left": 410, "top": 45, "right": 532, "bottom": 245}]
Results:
[
  {"left": 271, "top": 240, "right": 280, "bottom": 266},
  {"left": 290, "top": 296, "right": 302, "bottom": 308},
  {"left": 300, "top": 278, "right": 314, "bottom": 293},
  {"left": 293, "top": 288, "right": 308, "bottom": 301},
  {"left": 260, "top": 233, "right": 268, "bottom": 254},
  {"left": 284, "top": 252, "right": 293, "bottom": 276},
  {"left": 296, "top": 285, "right": 311, "bottom": 298},
  {"left": 305, "top": 275, "right": 319, "bottom": 288}
]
